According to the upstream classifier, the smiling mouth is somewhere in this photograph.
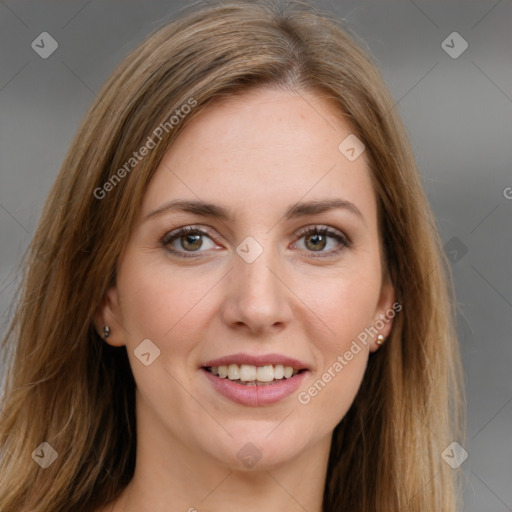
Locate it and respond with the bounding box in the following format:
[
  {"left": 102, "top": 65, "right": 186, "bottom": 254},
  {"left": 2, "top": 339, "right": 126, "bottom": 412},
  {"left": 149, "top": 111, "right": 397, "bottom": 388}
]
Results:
[{"left": 203, "top": 363, "right": 305, "bottom": 386}]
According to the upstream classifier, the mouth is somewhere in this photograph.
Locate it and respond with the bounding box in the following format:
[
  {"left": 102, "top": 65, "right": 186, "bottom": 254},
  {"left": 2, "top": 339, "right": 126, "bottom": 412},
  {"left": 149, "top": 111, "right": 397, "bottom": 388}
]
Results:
[{"left": 200, "top": 354, "right": 310, "bottom": 406}]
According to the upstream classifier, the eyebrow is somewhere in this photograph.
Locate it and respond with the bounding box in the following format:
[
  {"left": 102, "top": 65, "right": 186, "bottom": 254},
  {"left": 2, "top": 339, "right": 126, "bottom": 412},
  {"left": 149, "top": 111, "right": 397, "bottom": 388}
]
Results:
[{"left": 145, "top": 198, "right": 365, "bottom": 223}]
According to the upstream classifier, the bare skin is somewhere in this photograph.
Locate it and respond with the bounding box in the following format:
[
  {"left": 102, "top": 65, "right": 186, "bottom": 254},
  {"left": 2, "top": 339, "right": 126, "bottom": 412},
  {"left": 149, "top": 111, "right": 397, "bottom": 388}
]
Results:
[{"left": 95, "top": 86, "right": 395, "bottom": 512}]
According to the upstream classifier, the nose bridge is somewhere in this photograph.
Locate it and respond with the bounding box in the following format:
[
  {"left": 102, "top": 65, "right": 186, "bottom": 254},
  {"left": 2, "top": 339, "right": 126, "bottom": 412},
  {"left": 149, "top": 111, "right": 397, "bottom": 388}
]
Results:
[
  {"left": 239, "top": 249, "right": 277, "bottom": 297},
  {"left": 222, "top": 238, "right": 292, "bottom": 332}
]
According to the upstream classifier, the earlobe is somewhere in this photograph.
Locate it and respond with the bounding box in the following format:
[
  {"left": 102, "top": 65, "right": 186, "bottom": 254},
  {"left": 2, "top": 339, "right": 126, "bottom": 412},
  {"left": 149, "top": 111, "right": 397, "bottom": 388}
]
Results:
[
  {"left": 371, "top": 276, "right": 396, "bottom": 351},
  {"left": 93, "top": 286, "right": 125, "bottom": 347}
]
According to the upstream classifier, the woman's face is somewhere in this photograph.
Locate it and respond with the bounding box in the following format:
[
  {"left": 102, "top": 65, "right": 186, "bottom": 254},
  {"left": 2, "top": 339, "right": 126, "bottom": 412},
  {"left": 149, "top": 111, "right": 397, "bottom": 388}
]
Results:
[{"left": 99, "top": 87, "right": 395, "bottom": 470}]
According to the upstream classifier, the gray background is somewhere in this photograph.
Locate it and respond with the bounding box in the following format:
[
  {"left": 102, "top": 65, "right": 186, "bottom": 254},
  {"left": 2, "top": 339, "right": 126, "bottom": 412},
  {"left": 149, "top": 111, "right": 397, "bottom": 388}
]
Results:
[{"left": 1, "top": 0, "right": 511, "bottom": 510}]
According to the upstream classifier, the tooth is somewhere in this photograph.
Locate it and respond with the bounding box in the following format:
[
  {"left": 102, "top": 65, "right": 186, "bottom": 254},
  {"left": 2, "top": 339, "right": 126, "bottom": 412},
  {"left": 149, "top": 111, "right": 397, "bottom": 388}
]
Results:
[
  {"left": 227, "top": 364, "right": 240, "bottom": 380},
  {"left": 283, "top": 366, "right": 293, "bottom": 378},
  {"left": 256, "top": 365, "right": 274, "bottom": 382},
  {"left": 239, "top": 364, "right": 257, "bottom": 382},
  {"left": 273, "top": 364, "right": 284, "bottom": 379},
  {"left": 212, "top": 363, "right": 300, "bottom": 381}
]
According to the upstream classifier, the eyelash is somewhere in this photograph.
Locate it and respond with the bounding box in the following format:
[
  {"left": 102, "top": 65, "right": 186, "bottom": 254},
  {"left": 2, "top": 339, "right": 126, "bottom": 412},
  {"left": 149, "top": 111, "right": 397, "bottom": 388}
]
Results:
[{"left": 160, "top": 225, "right": 351, "bottom": 259}]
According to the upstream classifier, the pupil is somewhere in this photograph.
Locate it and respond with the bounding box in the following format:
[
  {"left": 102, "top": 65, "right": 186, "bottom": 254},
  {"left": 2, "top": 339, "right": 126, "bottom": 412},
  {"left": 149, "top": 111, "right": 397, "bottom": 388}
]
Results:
[
  {"left": 181, "top": 234, "right": 202, "bottom": 251},
  {"left": 306, "top": 233, "right": 326, "bottom": 251}
]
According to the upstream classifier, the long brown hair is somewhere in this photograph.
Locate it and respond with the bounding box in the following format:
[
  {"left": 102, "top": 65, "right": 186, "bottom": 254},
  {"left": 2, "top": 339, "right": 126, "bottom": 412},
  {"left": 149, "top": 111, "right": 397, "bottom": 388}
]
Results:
[{"left": 0, "top": 1, "right": 464, "bottom": 510}]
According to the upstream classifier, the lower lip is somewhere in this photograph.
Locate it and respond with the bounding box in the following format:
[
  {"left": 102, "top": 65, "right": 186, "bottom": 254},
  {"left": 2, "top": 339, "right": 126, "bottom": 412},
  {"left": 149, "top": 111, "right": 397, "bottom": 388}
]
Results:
[{"left": 201, "top": 368, "right": 308, "bottom": 406}]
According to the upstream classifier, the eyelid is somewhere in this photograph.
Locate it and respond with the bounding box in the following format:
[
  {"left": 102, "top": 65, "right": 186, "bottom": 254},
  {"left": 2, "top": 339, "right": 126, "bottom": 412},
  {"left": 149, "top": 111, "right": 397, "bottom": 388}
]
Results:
[
  {"left": 160, "top": 225, "right": 217, "bottom": 245},
  {"left": 294, "top": 224, "right": 350, "bottom": 243}
]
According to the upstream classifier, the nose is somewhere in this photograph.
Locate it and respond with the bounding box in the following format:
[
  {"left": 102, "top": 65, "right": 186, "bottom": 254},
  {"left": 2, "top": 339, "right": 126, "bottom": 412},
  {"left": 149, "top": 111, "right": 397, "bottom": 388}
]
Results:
[{"left": 220, "top": 244, "right": 294, "bottom": 336}]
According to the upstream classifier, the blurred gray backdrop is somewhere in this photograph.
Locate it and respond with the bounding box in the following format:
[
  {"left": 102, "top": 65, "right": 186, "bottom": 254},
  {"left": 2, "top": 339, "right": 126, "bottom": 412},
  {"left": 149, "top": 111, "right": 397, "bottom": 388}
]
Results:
[{"left": 1, "top": 1, "right": 511, "bottom": 510}]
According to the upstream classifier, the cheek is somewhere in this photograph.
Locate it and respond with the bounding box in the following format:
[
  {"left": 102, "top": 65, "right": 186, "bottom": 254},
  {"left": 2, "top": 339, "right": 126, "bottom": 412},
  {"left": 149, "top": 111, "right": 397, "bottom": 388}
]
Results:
[
  {"left": 302, "top": 264, "right": 382, "bottom": 353},
  {"left": 116, "top": 255, "right": 220, "bottom": 344},
  {"left": 294, "top": 261, "right": 381, "bottom": 412}
]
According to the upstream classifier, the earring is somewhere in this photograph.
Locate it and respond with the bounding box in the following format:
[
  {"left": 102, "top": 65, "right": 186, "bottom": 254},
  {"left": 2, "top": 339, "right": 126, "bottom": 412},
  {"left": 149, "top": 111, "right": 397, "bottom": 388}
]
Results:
[
  {"left": 376, "top": 334, "right": 385, "bottom": 345},
  {"left": 103, "top": 325, "right": 111, "bottom": 339}
]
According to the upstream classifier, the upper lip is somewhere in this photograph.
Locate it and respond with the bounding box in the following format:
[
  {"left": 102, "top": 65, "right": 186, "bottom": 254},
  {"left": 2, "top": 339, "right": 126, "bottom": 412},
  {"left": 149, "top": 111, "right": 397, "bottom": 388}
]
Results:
[{"left": 202, "top": 353, "right": 310, "bottom": 370}]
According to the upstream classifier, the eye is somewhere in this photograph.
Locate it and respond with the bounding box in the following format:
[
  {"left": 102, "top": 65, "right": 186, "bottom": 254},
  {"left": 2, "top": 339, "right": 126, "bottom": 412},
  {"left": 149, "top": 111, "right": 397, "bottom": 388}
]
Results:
[
  {"left": 161, "top": 226, "right": 219, "bottom": 257},
  {"left": 161, "top": 224, "right": 350, "bottom": 259},
  {"left": 293, "top": 226, "right": 349, "bottom": 256}
]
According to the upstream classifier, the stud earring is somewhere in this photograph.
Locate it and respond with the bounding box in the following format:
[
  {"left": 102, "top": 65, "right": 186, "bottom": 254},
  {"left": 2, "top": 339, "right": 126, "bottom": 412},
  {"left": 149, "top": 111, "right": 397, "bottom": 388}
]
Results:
[
  {"left": 376, "top": 334, "right": 385, "bottom": 345},
  {"left": 103, "top": 325, "right": 111, "bottom": 339}
]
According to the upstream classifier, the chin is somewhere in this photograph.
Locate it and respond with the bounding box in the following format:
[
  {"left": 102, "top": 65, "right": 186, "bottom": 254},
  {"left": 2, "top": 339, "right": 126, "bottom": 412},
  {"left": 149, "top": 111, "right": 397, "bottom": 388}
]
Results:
[{"left": 202, "top": 421, "right": 317, "bottom": 471}]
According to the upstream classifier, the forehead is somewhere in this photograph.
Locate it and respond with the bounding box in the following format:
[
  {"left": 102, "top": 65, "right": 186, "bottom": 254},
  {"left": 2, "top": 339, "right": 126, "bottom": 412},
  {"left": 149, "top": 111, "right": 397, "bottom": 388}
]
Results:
[{"left": 141, "top": 87, "right": 376, "bottom": 223}]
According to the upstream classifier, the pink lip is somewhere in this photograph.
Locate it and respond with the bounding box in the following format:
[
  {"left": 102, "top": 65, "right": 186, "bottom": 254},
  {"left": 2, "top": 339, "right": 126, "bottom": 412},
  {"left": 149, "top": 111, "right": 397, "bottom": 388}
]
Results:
[
  {"left": 202, "top": 352, "right": 309, "bottom": 370},
  {"left": 201, "top": 368, "right": 308, "bottom": 406}
]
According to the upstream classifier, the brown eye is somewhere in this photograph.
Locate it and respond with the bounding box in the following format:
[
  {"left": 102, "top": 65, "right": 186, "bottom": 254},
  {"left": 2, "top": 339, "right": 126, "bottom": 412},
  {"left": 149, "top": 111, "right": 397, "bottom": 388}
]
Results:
[
  {"left": 180, "top": 233, "right": 203, "bottom": 251},
  {"left": 304, "top": 232, "right": 327, "bottom": 251},
  {"left": 293, "top": 226, "right": 349, "bottom": 256},
  {"left": 162, "top": 226, "right": 217, "bottom": 256}
]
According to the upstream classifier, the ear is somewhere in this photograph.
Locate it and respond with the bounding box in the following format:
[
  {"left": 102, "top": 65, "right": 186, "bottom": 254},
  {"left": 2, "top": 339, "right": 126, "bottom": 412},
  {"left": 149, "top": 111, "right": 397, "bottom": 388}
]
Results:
[
  {"left": 93, "top": 286, "right": 125, "bottom": 347},
  {"left": 370, "top": 274, "right": 397, "bottom": 352}
]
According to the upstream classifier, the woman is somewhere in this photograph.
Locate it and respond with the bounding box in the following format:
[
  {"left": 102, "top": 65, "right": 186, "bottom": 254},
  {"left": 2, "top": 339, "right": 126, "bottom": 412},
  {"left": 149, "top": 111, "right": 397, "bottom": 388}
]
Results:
[{"left": 0, "top": 1, "right": 465, "bottom": 511}]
